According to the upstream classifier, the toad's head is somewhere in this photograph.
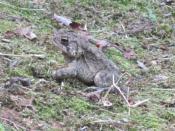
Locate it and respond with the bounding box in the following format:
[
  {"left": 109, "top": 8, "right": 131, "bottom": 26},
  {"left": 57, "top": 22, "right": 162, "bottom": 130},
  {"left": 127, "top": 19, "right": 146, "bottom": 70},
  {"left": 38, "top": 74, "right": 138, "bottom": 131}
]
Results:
[{"left": 53, "top": 29, "right": 83, "bottom": 58}]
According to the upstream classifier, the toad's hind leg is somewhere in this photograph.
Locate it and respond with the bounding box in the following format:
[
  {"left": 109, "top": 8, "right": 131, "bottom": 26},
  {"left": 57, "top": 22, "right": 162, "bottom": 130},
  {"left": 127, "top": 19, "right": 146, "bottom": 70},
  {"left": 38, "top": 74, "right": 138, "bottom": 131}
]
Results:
[{"left": 94, "top": 70, "right": 119, "bottom": 88}]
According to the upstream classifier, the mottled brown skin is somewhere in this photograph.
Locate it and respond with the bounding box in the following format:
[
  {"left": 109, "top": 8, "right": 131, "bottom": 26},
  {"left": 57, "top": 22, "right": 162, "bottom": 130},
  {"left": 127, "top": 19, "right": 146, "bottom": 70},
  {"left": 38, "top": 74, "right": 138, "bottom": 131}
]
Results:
[{"left": 52, "top": 29, "right": 120, "bottom": 87}]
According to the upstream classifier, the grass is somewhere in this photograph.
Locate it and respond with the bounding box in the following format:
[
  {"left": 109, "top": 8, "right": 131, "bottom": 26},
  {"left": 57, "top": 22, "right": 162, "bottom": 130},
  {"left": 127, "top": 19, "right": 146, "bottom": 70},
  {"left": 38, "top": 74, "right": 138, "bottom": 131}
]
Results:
[
  {"left": 0, "top": 0, "right": 175, "bottom": 130},
  {"left": 0, "top": 123, "right": 5, "bottom": 131}
]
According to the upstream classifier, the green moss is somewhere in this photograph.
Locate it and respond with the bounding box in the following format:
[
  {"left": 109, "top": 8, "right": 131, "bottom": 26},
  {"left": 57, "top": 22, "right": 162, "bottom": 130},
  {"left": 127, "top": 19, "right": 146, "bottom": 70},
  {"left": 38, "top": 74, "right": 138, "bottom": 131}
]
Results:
[
  {"left": 0, "top": 20, "right": 16, "bottom": 33},
  {"left": 159, "top": 24, "right": 173, "bottom": 33},
  {"left": 69, "top": 97, "right": 91, "bottom": 113},
  {"left": 35, "top": 95, "right": 64, "bottom": 120},
  {"left": 35, "top": 94, "right": 92, "bottom": 121},
  {"left": 160, "top": 111, "right": 175, "bottom": 122},
  {"left": 106, "top": 48, "right": 139, "bottom": 74},
  {"left": 46, "top": 51, "right": 64, "bottom": 65},
  {"left": 132, "top": 112, "right": 163, "bottom": 129},
  {"left": 7, "top": 67, "right": 32, "bottom": 77},
  {"left": 0, "top": 123, "right": 5, "bottom": 131}
]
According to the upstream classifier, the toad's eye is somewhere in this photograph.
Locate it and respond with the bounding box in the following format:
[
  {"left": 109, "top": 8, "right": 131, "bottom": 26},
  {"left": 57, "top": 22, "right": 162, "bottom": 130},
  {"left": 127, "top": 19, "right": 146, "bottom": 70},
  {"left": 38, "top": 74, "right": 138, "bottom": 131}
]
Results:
[{"left": 61, "top": 36, "right": 68, "bottom": 46}]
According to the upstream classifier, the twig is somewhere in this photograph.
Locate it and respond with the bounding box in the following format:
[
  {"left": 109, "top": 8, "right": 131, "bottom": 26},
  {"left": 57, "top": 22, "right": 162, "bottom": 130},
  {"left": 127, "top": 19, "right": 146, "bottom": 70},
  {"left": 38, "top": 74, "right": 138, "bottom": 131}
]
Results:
[
  {"left": 102, "top": 85, "right": 113, "bottom": 101},
  {"left": 152, "top": 88, "right": 175, "bottom": 91},
  {"left": 0, "top": 117, "right": 25, "bottom": 131},
  {"left": 92, "top": 119, "right": 122, "bottom": 125},
  {"left": 102, "top": 73, "right": 126, "bottom": 101},
  {"left": 0, "top": 52, "right": 45, "bottom": 58},
  {"left": 126, "top": 86, "right": 130, "bottom": 115},
  {"left": 130, "top": 99, "right": 150, "bottom": 108},
  {"left": 112, "top": 75, "right": 149, "bottom": 114},
  {"left": 113, "top": 75, "right": 130, "bottom": 106},
  {"left": 112, "top": 74, "right": 131, "bottom": 115},
  {"left": 119, "top": 21, "right": 128, "bottom": 38}
]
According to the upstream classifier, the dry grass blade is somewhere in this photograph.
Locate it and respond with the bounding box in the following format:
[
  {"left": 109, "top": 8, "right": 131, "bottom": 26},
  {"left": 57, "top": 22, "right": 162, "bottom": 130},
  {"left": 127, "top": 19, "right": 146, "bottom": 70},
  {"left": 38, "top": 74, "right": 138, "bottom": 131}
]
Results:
[
  {"left": 152, "top": 88, "right": 175, "bottom": 91},
  {"left": 0, "top": 53, "right": 45, "bottom": 58},
  {"left": 130, "top": 99, "right": 150, "bottom": 108},
  {"left": 0, "top": 1, "right": 45, "bottom": 11}
]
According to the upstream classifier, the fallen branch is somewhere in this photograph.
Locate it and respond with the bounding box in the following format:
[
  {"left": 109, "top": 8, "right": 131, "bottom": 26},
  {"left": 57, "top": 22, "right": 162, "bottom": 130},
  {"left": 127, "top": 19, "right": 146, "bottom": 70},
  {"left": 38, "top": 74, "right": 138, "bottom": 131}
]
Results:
[{"left": 0, "top": 52, "right": 45, "bottom": 58}]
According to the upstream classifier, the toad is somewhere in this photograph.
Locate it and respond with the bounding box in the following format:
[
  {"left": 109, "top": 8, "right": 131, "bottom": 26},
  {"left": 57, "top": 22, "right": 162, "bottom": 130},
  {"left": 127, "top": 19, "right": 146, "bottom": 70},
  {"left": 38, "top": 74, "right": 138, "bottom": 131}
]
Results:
[{"left": 52, "top": 29, "right": 120, "bottom": 88}]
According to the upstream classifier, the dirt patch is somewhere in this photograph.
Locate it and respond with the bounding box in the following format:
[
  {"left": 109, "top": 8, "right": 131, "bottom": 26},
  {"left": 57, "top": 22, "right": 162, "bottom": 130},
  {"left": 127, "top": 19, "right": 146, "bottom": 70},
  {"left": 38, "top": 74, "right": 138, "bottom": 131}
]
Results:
[{"left": 115, "top": 17, "right": 154, "bottom": 36}]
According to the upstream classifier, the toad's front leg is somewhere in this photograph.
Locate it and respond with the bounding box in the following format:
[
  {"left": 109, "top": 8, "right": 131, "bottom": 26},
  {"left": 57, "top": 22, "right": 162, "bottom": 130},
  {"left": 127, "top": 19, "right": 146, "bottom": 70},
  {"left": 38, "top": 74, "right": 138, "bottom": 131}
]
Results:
[{"left": 52, "top": 61, "right": 77, "bottom": 82}]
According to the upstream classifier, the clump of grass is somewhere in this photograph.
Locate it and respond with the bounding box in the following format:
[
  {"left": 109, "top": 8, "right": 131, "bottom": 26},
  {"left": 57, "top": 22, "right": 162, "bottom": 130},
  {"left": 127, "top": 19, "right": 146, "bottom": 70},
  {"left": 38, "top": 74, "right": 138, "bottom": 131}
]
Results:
[
  {"left": 7, "top": 67, "right": 32, "bottom": 77},
  {"left": 131, "top": 111, "right": 164, "bottom": 129},
  {"left": 0, "top": 123, "right": 5, "bottom": 131},
  {"left": 0, "top": 20, "right": 17, "bottom": 33},
  {"left": 160, "top": 111, "right": 175, "bottom": 122},
  {"left": 106, "top": 48, "right": 139, "bottom": 75},
  {"left": 34, "top": 93, "right": 92, "bottom": 121},
  {"left": 69, "top": 97, "right": 91, "bottom": 114}
]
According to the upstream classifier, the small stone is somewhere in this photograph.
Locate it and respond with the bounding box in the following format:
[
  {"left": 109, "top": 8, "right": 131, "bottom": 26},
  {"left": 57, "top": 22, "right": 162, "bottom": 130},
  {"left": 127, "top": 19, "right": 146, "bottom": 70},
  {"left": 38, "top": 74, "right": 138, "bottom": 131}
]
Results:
[{"left": 1, "top": 38, "right": 11, "bottom": 43}]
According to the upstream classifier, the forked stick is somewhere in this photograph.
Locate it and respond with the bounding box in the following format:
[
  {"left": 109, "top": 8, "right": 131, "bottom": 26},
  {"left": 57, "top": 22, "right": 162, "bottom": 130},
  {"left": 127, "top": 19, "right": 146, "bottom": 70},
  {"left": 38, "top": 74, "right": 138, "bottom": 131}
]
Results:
[{"left": 112, "top": 75, "right": 149, "bottom": 110}]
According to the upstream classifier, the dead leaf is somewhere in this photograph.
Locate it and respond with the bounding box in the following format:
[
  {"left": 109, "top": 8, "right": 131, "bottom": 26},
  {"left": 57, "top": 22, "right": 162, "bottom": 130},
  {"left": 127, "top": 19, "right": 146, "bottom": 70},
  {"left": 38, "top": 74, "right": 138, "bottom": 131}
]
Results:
[
  {"left": 137, "top": 60, "right": 149, "bottom": 71},
  {"left": 53, "top": 14, "right": 86, "bottom": 31},
  {"left": 53, "top": 14, "right": 72, "bottom": 26},
  {"left": 96, "top": 40, "right": 109, "bottom": 48},
  {"left": 85, "top": 91, "right": 101, "bottom": 102},
  {"left": 124, "top": 49, "right": 136, "bottom": 59},
  {"left": 70, "top": 22, "right": 87, "bottom": 31},
  {"left": 160, "top": 44, "right": 169, "bottom": 51},
  {"left": 15, "top": 27, "right": 37, "bottom": 40},
  {"left": 69, "top": 22, "right": 82, "bottom": 30},
  {"left": 4, "top": 31, "right": 16, "bottom": 39}
]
